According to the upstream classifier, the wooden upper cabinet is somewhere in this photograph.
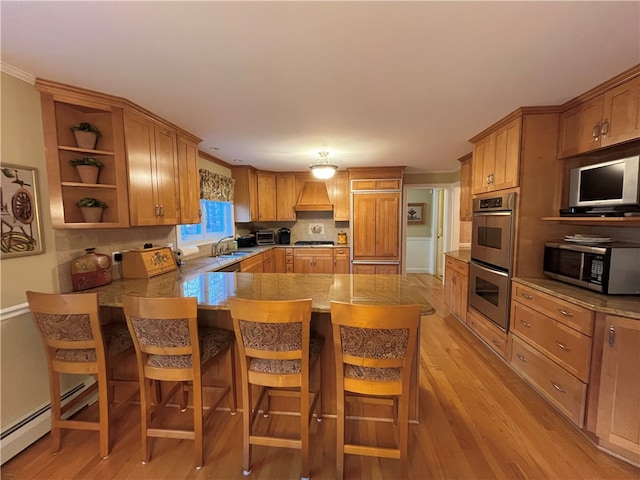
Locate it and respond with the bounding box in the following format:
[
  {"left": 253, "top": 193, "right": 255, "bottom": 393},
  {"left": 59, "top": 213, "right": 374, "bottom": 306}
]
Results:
[
  {"left": 601, "top": 76, "right": 640, "bottom": 147},
  {"left": 276, "top": 174, "right": 297, "bottom": 221},
  {"left": 458, "top": 153, "right": 472, "bottom": 221},
  {"left": 124, "top": 111, "right": 179, "bottom": 226},
  {"left": 558, "top": 71, "right": 640, "bottom": 158},
  {"left": 558, "top": 96, "right": 605, "bottom": 159},
  {"left": 471, "top": 117, "right": 521, "bottom": 195},
  {"left": 257, "top": 172, "right": 277, "bottom": 221},
  {"left": 232, "top": 166, "right": 258, "bottom": 223},
  {"left": 177, "top": 136, "right": 201, "bottom": 225},
  {"left": 328, "top": 172, "right": 350, "bottom": 221}
]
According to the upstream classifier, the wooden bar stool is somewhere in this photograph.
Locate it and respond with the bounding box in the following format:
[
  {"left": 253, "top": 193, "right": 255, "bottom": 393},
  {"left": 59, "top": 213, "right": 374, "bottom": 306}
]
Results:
[
  {"left": 26, "top": 291, "right": 137, "bottom": 459},
  {"left": 330, "top": 301, "right": 422, "bottom": 480},
  {"left": 229, "top": 297, "right": 323, "bottom": 480},
  {"left": 121, "top": 295, "right": 237, "bottom": 470}
]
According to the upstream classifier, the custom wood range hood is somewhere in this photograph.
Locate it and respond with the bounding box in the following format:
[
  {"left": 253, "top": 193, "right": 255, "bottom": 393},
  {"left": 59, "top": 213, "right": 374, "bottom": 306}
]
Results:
[{"left": 294, "top": 181, "right": 333, "bottom": 211}]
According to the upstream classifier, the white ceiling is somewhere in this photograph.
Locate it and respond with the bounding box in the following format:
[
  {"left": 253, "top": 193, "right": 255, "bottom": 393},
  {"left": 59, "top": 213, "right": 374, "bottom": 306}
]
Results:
[{"left": 2, "top": 1, "right": 639, "bottom": 174}]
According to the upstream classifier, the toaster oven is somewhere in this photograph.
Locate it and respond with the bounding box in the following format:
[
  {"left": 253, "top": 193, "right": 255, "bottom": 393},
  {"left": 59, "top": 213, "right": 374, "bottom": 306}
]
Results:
[{"left": 255, "top": 230, "right": 276, "bottom": 245}]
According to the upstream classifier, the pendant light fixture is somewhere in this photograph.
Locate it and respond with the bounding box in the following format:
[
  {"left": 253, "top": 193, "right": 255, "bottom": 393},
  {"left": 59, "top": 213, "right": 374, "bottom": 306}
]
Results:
[{"left": 309, "top": 151, "right": 338, "bottom": 179}]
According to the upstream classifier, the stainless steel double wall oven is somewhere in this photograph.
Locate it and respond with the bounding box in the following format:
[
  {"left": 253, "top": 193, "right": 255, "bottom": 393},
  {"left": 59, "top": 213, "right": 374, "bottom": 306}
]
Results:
[{"left": 469, "top": 192, "right": 516, "bottom": 331}]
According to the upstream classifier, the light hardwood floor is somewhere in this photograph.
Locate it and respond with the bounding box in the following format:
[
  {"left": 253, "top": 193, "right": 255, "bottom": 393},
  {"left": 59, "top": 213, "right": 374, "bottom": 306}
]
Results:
[{"left": 2, "top": 274, "right": 638, "bottom": 479}]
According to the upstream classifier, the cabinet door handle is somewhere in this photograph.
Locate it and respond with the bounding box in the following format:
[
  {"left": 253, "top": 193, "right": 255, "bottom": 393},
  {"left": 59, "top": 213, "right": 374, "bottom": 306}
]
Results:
[
  {"left": 555, "top": 341, "right": 570, "bottom": 352},
  {"left": 486, "top": 174, "right": 491, "bottom": 186},
  {"left": 154, "top": 205, "right": 160, "bottom": 216},
  {"left": 601, "top": 119, "right": 609, "bottom": 137},
  {"left": 557, "top": 309, "right": 574, "bottom": 317},
  {"left": 592, "top": 123, "right": 601, "bottom": 141},
  {"left": 608, "top": 325, "right": 615, "bottom": 347},
  {"left": 520, "top": 320, "right": 531, "bottom": 328},
  {"left": 521, "top": 293, "right": 533, "bottom": 300},
  {"left": 550, "top": 381, "right": 566, "bottom": 394},
  {"left": 516, "top": 353, "right": 527, "bottom": 363},
  {"left": 452, "top": 276, "right": 456, "bottom": 285}
]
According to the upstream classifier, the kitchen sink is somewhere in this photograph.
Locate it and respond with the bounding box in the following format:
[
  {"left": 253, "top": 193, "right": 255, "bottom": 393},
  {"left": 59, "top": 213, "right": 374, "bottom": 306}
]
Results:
[{"left": 218, "top": 251, "right": 253, "bottom": 258}]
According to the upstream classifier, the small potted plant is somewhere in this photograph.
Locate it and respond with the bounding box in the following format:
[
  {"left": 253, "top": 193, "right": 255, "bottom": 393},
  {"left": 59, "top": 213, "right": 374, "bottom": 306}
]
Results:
[
  {"left": 70, "top": 157, "right": 103, "bottom": 184},
  {"left": 77, "top": 197, "right": 107, "bottom": 223},
  {"left": 70, "top": 122, "right": 101, "bottom": 150}
]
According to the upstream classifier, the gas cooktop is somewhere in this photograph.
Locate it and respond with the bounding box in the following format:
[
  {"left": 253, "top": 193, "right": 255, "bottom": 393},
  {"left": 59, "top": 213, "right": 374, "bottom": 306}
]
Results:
[{"left": 294, "top": 241, "right": 335, "bottom": 246}]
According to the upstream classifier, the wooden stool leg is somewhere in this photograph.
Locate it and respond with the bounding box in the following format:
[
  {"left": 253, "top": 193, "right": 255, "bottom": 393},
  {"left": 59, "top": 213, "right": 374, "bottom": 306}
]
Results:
[
  {"left": 301, "top": 388, "right": 310, "bottom": 480},
  {"left": 242, "top": 382, "right": 252, "bottom": 475},
  {"left": 399, "top": 394, "right": 409, "bottom": 480},
  {"left": 141, "top": 378, "right": 152, "bottom": 464},
  {"left": 227, "top": 346, "right": 237, "bottom": 414},
  {"left": 336, "top": 388, "right": 345, "bottom": 480},
  {"left": 97, "top": 370, "right": 111, "bottom": 459},
  {"left": 49, "top": 369, "right": 62, "bottom": 454},
  {"left": 193, "top": 382, "right": 203, "bottom": 469}
]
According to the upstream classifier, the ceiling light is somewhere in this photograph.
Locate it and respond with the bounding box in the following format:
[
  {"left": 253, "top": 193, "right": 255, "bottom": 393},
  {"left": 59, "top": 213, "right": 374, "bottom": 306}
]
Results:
[{"left": 309, "top": 151, "right": 338, "bottom": 179}]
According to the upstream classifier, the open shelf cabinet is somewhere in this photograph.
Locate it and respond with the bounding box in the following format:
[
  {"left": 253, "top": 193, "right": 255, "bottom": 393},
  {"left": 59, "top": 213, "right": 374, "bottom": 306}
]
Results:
[{"left": 38, "top": 84, "right": 130, "bottom": 228}]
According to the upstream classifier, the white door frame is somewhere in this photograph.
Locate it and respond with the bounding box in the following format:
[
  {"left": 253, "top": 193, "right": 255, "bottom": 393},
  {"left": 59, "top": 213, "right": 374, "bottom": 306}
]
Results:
[{"left": 402, "top": 183, "right": 455, "bottom": 275}]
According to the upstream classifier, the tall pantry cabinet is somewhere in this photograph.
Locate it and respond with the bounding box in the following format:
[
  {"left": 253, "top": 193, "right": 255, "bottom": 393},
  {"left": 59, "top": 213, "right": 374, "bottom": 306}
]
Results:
[{"left": 350, "top": 168, "right": 404, "bottom": 274}]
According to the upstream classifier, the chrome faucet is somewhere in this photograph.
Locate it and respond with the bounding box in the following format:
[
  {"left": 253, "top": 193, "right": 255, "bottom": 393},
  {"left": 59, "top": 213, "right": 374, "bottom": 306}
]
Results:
[{"left": 212, "top": 235, "right": 234, "bottom": 256}]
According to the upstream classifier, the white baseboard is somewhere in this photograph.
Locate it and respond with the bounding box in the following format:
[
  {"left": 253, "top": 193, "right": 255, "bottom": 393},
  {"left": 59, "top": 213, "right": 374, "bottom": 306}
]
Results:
[{"left": 0, "top": 378, "right": 96, "bottom": 465}]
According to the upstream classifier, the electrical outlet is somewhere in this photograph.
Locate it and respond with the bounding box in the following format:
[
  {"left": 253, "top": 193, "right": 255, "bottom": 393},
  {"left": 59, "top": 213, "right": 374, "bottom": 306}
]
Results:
[{"left": 111, "top": 251, "right": 122, "bottom": 263}]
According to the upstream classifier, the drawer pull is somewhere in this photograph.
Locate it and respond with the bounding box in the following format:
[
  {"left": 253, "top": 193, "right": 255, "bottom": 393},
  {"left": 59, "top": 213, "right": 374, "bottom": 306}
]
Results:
[
  {"left": 516, "top": 353, "right": 527, "bottom": 363},
  {"left": 557, "top": 309, "right": 574, "bottom": 317},
  {"left": 555, "top": 341, "right": 570, "bottom": 352},
  {"left": 492, "top": 339, "right": 503, "bottom": 348},
  {"left": 520, "top": 320, "right": 532, "bottom": 328},
  {"left": 521, "top": 293, "right": 533, "bottom": 300},
  {"left": 550, "top": 381, "right": 566, "bottom": 393}
]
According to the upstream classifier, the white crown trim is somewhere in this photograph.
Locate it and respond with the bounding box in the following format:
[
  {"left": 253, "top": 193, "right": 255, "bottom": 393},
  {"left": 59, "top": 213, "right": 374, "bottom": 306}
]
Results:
[{"left": 1, "top": 62, "right": 35, "bottom": 84}]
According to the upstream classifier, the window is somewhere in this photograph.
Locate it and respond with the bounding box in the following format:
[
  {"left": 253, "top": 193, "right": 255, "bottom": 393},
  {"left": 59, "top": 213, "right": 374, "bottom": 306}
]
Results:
[{"left": 177, "top": 200, "right": 234, "bottom": 248}]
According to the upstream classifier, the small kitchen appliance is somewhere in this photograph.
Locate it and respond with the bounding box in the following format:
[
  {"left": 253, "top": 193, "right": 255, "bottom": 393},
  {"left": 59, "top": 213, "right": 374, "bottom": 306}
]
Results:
[
  {"left": 237, "top": 234, "right": 256, "bottom": 248},
  {"left": 278, "top": 227, "right": 291, "bottom": 245},
  {"left": 254, "top": 230, "right": 276, "bottom": 245}
]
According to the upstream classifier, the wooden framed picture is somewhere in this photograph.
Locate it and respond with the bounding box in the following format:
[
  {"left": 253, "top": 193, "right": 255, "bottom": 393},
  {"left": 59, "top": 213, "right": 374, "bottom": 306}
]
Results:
[
  {"left": 407, "top": 203, "right": 425, "bottom": 224},
  {"left": 1, "top": 164, "right": 45, "bottom": 258}
]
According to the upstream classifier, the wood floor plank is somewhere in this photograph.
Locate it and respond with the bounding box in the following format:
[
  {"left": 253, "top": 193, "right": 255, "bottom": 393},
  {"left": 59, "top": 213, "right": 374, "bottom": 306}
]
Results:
[{"left": 2, "top": 274, "right": 638, "bottom": 479}]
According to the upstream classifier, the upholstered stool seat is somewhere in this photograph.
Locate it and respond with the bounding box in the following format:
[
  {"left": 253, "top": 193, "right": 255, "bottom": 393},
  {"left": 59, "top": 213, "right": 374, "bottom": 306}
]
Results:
[
  {"left": 26, "top": 291, "right": 138, "bottom": 459},
  {"left": 122, "top": 295, "right": 237, "bottom": 470},
  {"left": 330, "top": 301, "right": 421, "bottom": 480},
  {"left": 229, "top": 298, "right": 323, "bottom": 480}
]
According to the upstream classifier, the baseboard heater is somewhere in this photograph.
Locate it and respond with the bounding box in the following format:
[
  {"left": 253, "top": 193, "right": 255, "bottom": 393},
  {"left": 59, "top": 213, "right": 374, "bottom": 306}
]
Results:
[{"left": 0, "top": 379, "right": 96, "bottom": 464}]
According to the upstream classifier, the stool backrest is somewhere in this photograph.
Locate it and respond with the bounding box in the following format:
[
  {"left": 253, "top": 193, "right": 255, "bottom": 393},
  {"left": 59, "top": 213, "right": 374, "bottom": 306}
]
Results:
[
  {"left": 121, "top": 295, "right": 200, "bottom": 380},
  {"left": 26, "top": 291, "right": 106, "bottom": 369},
  {"left": 330, "top": 301, "right": 421, "bottom": 396}
]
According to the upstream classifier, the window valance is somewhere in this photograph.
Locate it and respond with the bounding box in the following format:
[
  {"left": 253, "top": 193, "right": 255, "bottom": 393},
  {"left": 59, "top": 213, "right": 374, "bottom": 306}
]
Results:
[{"left": 200, "top": 169, "right": 235, "bottom": 202}]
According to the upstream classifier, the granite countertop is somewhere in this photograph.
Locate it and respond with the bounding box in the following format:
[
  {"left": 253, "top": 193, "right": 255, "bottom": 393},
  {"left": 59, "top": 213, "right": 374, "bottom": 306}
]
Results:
[
  {"left": 91, "top": 271, "right": 435, "bottom": 315},
  {"left": 513, "top": 277, "right": 640, "bottom": 319},
  {"left": 444, "top": 249, "right": 471, "bottom": 263}
]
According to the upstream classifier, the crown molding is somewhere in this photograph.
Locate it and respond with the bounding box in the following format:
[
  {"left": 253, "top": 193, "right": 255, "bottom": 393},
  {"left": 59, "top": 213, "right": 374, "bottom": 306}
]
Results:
[{"left": 1, "top": 62, "right": 35, "bottom": 84}]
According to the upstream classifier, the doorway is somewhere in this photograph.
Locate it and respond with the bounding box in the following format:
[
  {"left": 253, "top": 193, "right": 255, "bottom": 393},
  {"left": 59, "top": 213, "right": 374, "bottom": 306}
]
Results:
[{"left": 403, "top": 184, "right": 455, "bottom": 277}]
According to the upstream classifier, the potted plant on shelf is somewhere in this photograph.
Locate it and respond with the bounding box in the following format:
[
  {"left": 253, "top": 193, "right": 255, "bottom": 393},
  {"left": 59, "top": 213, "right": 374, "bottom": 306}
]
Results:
[
  {"left": 70, "top": 122, "right": 101, "bottom": 150},
  {"left": 77, "top": 197, "right": 107, "bottom": 223},
  {"left": 70, "top": 157, "right": 103, "bottom": 184}
]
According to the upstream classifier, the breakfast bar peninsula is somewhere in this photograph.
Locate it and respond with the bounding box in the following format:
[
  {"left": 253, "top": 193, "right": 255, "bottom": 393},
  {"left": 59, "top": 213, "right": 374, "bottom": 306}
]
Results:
[{"left": 93, "top": 271, "right": 435, "bottom": 421}]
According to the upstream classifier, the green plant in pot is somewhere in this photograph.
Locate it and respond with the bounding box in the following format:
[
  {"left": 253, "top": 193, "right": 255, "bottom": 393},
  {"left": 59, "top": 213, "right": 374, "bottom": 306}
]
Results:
[
  {"left": 70, "top": 122, "right": 101, "bottom": 150},
  {"left": 77, "top": 197, "right": 107, "bottom": 223},
  {"left": 70, "top": 157, "right": 103, "bottom": 184}
]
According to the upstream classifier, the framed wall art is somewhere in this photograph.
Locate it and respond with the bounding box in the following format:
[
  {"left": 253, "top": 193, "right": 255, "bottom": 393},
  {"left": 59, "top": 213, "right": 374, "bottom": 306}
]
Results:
[
  {"left": 407, "top": 203, "right": 425, "bottom": 224},
  {"left": 1, "top": 164, "right": 45, "bottom": 258}
]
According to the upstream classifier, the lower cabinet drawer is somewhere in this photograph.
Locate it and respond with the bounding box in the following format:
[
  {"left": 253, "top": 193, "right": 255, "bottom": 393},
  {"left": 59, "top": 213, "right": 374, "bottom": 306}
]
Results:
[
  {"left": 511, "top": 302, "right": 592, "bottom": 382},
  {"left": 467, "top": 308, "right": 508, "bottom": 358},
  {"left": 510, "top": 335, "right": 587, "bottom": 427}
]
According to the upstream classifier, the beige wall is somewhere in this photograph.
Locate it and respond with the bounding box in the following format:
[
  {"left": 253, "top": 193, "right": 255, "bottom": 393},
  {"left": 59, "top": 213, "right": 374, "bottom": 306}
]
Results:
[
  {"left": 1, "top": 72, "right": 61, "bottom": 432},
  {"left": 404, "top": 170, "right": 459, "bottom": 185}
]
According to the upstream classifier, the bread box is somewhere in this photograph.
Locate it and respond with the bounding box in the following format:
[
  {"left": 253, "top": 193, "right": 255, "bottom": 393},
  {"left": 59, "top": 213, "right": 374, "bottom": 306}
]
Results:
[{"left": 122, "top": 247, "right": 177, "bottom": 279}]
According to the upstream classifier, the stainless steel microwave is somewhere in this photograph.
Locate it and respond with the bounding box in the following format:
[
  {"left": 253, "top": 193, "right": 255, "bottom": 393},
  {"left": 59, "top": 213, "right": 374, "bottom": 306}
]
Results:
[{"left": 543, "top": 241, "right": 640, "bottom": 295}]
